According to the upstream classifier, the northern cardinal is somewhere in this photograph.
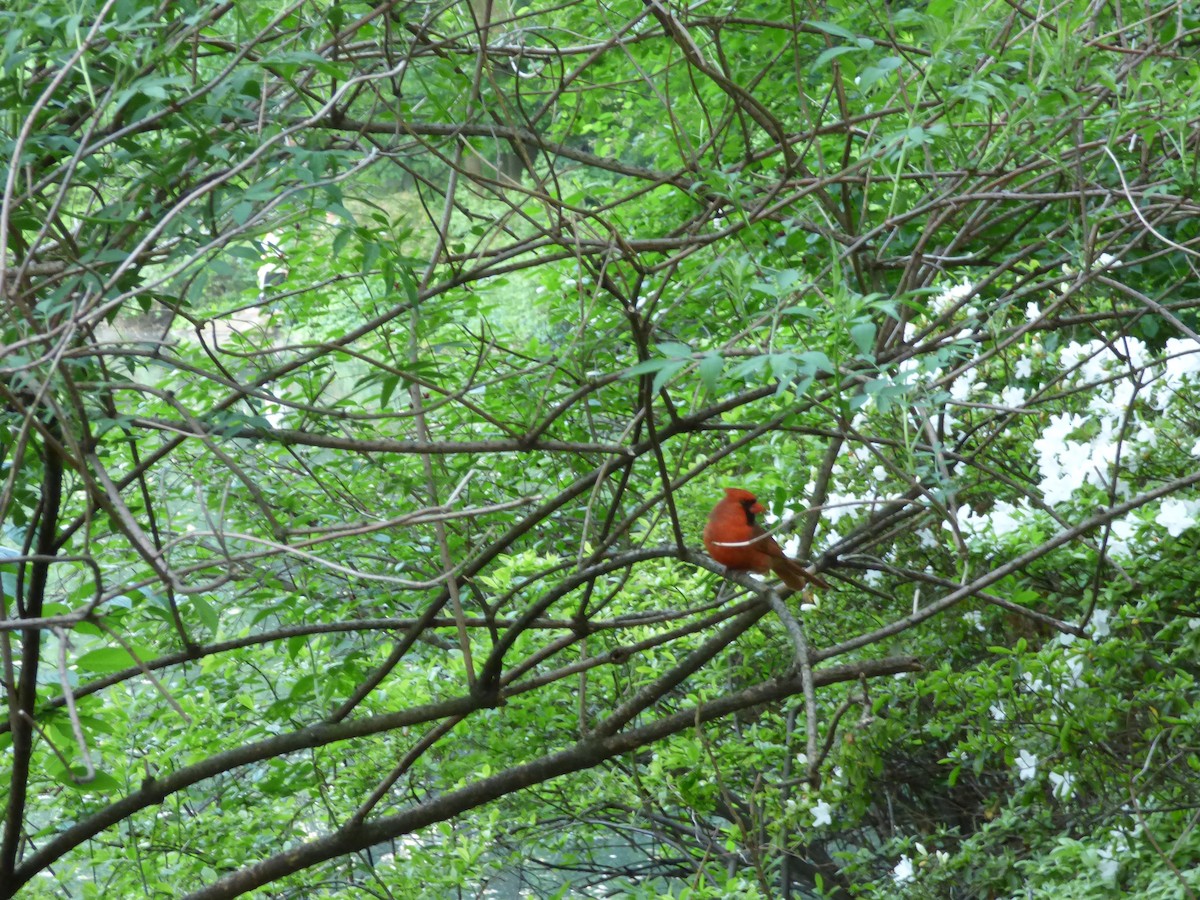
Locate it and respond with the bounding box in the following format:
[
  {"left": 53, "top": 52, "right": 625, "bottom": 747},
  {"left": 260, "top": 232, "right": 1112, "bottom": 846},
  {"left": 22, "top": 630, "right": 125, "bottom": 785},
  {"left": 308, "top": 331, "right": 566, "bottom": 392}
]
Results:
[{"left": 703, "top": 487, "right": 829, "bottom": 590}]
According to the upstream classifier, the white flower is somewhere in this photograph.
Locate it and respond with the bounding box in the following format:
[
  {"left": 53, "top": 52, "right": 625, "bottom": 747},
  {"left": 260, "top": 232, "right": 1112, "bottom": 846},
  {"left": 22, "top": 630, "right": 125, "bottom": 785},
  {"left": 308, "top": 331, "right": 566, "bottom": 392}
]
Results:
[
  {"left": 1082, "top": 432, "right": 1120, "bottom": 492},
  {"left": 1016, "top": 749, "right": 1038, "bottom": 781},
  {"left": 1033, "top": 418, "right": 1079, "bottom": 470},
  {"left": 949, "top": 369, "right": 980, "bottom": 402},
  {"left": 811, "top": 799, "right": 832, "bottom": 827},
  {"left": 1156, "top": 497, "right": 1197, "bottom": 538},
  {"left": 1000, "top": 386, "right": 1026, "bottom": 408},
  {"left": 1106, "top": 517, "right": 1137, "bottom": 558},
  {"left": 1033, "top": 413, "right": 1090, "bottom": 505},
  {"left": 1025, "top": 301, "right": 1042, "bottom": 321},
  {"left": 892, "top": 855, "right": 915, "bottom": 883},
  {"left": 1089, "top": 608, "right": 1112, "bottom": 639},
  {"left": 1163, "top": 338, "right": 1200, "bottom": 386},
  {"left": 1095, "top": 252, "right": 1121, "bottom": 268},
  {"left": 932, "top": 281, "right": 974, "bottom": 314},
  {"left": 1015, "top": 357, "right": 1033, "bottom": 379},
  {"left": 955, "top": 503, "right": 983, "bottom": 536},
  {"left": 1039, "top": 472, "right": 1078, "bottom": 506},
  {"left": 941, "top": 408, "right": 958, "bottom": 438},
  {"left": 1060, "top": 339, "right": 1098, "bottom": 377},
  {"left": 1097, "top": 847, "right": 1119, "bottom": 885},
  {"left": 1123, "top": 336, "right": 1149, "bottom": 369},
  {"left": 988, "top": 500, "right": 1023, "bottom": 537},
  {"left": 990, "top": 703, "right": 1006, "bottom": 721},
  {"left": 1048, "top": 770, "right": 1075, "bottom": 799},
  {"left": 1065, "top": 657, "right": 1085, "bottom": 688}
]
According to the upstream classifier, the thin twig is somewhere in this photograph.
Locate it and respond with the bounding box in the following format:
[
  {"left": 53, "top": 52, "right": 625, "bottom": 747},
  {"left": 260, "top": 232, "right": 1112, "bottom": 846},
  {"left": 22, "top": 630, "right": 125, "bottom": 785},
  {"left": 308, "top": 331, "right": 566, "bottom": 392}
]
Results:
[{"left": 52, "top": 627, "right": 95, "bottom": 783}]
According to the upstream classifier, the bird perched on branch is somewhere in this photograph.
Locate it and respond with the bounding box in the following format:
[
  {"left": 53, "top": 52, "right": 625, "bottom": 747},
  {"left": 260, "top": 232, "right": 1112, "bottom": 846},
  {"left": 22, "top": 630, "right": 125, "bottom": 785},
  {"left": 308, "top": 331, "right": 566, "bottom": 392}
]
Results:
[{"left": 703, "top": 487, "right": 829, "bottom": 590}]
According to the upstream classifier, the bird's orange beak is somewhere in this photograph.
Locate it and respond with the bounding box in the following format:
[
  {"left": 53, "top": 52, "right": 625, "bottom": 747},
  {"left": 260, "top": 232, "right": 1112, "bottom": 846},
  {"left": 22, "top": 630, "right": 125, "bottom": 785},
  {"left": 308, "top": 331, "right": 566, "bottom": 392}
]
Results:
[{"left": 749, "top": 501, "right": 764, "bottom": 514}]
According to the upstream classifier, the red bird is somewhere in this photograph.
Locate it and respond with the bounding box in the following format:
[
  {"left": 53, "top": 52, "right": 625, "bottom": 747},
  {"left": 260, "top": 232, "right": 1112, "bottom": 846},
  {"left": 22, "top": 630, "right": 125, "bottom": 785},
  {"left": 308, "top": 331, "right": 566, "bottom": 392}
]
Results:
[{"left": 703, "top": 487, "right": 829, "bottom": 590}]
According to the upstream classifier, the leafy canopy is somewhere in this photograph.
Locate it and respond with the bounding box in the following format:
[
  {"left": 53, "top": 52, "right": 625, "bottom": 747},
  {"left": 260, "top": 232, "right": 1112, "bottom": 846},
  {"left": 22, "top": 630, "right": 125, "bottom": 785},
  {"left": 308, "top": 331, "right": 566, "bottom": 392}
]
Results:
[{"left": 2, "top": 0, "right": 1200, "bottom": 897}]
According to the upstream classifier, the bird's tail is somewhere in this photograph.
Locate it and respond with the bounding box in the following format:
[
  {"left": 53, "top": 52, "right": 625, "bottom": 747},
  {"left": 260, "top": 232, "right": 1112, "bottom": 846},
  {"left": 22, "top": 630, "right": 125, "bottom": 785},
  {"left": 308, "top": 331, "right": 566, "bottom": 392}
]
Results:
[{"left": 771, "top": 556, "right": 830, "bottom": 591}]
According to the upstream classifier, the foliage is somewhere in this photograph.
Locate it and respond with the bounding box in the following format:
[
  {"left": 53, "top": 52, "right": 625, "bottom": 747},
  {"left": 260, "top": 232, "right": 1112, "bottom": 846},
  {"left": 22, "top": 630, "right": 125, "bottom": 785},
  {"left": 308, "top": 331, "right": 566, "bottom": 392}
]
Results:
[{"left": 2, "top": 0, "right": 1200, "bottom": 897}]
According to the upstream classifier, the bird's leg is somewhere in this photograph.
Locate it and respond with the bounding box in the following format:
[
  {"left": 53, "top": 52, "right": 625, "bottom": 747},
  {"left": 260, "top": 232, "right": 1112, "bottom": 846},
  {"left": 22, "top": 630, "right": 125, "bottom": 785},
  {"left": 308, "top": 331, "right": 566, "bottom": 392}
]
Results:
[{"left": 715, "top": 570, "right": 735, "bottom": 604}]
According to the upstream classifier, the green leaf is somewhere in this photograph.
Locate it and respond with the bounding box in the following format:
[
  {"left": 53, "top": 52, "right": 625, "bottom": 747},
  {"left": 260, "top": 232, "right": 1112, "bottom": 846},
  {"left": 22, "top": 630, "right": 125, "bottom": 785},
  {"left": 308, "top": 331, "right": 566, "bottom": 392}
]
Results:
[
  {"left": 396, "top": 266, "right": 419, "bottom": 304},
  {"left": 656, "top": 341, "right": 692, "bottom": 358},
  {"left": 75, "top": 647, "right": 138, "bottom": 673},
  {"left": 379, "top": 373, "right": 403, "bottom": 408},
  {"left": 258, "top": 50, "right": 345, "bottom": 79},
  {"left": 860, "top": 57, "right": 903, "bottom": 89},
  {"left": 331, "top": 228, "right": 354, "bottom": 258},
  {"left": 906, "top": 126, "right": 930, "bottom": 146},
  {"left": 768, "top": 353, "right": 797, "bottom": 380},
  {"left": 798, "top": 350, "right": 835, "bottom": 374},
  {"left": 58, "top": 769, "right": 122, "bottom": 792},
  {"left": 229, "top": 200, "right": 254, "bottom": 226},
  {"left": 288, "top": 635, "right": 307, "bottom": 660},
  {"left": 782, "top": 305, "right": 819, "bottom": 318},
  {"left": 850, "top": 322, "right": 877, "bottom": 355},
  {"left": 652, "top": 359, "right": 688, "bottom": 393},
  {"left": 361, "top": 239, "right": 381, "bottom": 276},
  {"left": 814, "top": 45, "right": 863, "bottom": 68},
  {"left": 806, "top": 20, "right": 857, "bottom": 40},
  {"left": 728, "top": 356, "right": 770, "bottom": 380},
  {"left": 697, "top": 353, "right": 723, "bottom": 393},
  {"left": 225, "top": 245, "right": 261, "bottom": 261},
  {"left": 289, "top": 673, "right": 316, "bottom": 700},
  {"left": 623, "top": 357, "right": 674, "bottom": 378},
  {"left": 190, "top": 594, "right": 220, "bottom": 635}
]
